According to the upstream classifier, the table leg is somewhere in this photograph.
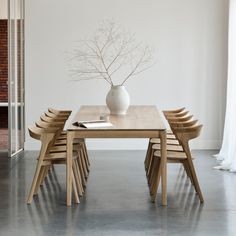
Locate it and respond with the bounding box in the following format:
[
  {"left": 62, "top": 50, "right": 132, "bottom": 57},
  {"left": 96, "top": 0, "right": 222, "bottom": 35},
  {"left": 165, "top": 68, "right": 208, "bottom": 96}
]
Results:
[
  {"left": 160, "top": 130, "right": 167, "bottom": 206},
  {"left": 67, "top": 131, "right": 74, "bottom": 206}
]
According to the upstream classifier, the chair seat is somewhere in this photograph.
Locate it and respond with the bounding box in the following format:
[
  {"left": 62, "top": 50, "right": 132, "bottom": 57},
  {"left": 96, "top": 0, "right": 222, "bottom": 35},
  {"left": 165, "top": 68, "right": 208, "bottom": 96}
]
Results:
[
  {"left": 56, "top": 134, "right": 85, "bottom": 141},
  {"left": 44, "top": 151, "right": 78, "bottom": 161},
  {"left": 166, "top": 134, "right": 176, "bottom": 139},
  {"left": 150, "top": 134, "right": 176, "bottom": 142},
  {"left": 154, "top": 150, "right": 187, "bottom": 160},
  {"left": 57, "top": 133, "right": 67, "bottom": 140},
  {"left": 60, "top": 131, "right": 86, "bottom": 138},
  {"left": 50, "top": 144, "right": 81, "bottom": 153},
  {"left": 150, "top": 138, "right": 179, "bottom": 145},
  {"left": 152, "top": 144, "right": 183, "bottom": 152},
  {"left": 167, "top": 130, "right": 173, "bottom": 135},
  {"left": 55, "top": 139, "right": 83, "bottom": 146}
]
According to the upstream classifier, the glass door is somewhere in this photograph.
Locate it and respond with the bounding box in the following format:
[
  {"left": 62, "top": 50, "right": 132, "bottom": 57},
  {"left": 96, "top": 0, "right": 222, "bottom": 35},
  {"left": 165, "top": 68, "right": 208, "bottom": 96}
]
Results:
[{"left": 8, "top": 0, "right": 25, "bottom": 157}]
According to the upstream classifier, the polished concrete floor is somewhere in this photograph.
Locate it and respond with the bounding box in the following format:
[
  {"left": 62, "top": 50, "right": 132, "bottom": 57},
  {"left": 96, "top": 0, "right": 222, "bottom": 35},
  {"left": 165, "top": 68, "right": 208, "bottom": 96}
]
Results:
[{"left": 0, "top": 150, "right": 236, "bottom": 236}]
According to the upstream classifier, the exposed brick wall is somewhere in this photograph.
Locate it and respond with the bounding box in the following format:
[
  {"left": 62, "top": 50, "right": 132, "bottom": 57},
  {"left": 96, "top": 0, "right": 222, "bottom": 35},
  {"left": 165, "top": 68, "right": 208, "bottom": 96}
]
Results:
[
  {"left": 0, "top": 107, "right": 8, "bottom": 128},
  {"left": 0, "top": 20, "right": 8, "bottom": 102},
  {"left": 0, "top": 20, "right": 8, "bottom": 128},
  {"left": 0, "top": 20, "right": 23, "bottom": 129}
]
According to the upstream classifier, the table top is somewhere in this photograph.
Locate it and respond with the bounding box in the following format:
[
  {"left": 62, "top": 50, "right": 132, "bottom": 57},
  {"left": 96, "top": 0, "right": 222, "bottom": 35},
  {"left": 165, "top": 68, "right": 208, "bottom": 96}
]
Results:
[{"left": 67, "top": 105, "right": 166, "bottom": 131}]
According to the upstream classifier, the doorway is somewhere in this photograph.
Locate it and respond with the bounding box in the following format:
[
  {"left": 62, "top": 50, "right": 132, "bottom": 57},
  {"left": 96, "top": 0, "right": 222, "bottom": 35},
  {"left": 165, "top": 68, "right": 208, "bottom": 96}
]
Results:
[{"left": 0, "top": 0, "right": 25, "bottom": 157}]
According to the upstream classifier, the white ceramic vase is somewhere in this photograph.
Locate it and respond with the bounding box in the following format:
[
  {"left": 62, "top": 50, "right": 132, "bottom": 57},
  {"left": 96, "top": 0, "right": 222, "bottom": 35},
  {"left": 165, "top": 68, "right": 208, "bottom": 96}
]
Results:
[{"left": 106, "top": 85, "right": 130, "bottom": 115}]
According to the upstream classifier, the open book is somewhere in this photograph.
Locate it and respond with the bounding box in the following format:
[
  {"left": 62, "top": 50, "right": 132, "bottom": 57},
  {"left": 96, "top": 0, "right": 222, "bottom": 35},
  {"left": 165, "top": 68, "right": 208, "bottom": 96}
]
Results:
[{"left": 72, "top": 120, "right": 113, "bottom": 128}]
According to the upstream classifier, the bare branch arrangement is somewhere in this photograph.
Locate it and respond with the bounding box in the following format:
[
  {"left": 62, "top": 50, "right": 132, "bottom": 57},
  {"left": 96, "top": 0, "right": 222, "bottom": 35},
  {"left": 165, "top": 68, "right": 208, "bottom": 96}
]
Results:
[{"left": 68, "top": 20, "right": 155, "bottom": 86}]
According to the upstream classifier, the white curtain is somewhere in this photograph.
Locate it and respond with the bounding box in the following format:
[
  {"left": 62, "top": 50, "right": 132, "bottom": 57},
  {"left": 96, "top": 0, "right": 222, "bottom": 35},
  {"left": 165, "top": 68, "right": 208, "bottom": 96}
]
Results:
[{"left": 215, "top": 0, "right": 236, "bottom": 172}]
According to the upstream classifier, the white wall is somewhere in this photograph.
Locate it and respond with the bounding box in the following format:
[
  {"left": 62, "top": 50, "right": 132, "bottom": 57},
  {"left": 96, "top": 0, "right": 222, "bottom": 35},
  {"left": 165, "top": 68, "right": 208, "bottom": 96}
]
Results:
[
  {"left": 0, "top": 0, "right": 23, "bottom": 19},
  {"left": 0, "top": 0, "right": 7, "bottom": 19},
  {"left": 25, "top": 0, "right": 229, "bottom": 150}
]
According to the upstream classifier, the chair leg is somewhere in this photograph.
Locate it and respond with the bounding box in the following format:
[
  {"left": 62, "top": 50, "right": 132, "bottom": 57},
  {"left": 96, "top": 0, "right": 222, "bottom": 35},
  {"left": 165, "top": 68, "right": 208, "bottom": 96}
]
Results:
[
  {"left": 82, "top": 142, "right": 90, "bottom": 171},
  {"left": 33, "top": 166, "right": 45, "bottom": 195},
  {"left": 144, "top": 140, "right": 152, "bottom": 170},
  {"left": 75, "top": 159, "right": 84, "bottom": 194},
  {"left": 35, "top": 165, "right": 53, "bottom": 195},
  {"left": 72, "top": 170, "right": 80, "bottom": 204},
  {"left": 151, "top": 157, "right": 162, "bottom": 202},
  {"left": 148, "top": 156, "right": 157, "bottom": 186},
  {"left": 82, "top": 141, "right": 90, "bottom": 166},
  {"left": 73, "top": 160, "right": 83, "bottom": 196},
  {"left": 80, "top": 149, "right": 88, "bottom": 178},
  {"left": 186, "top": 158, "right": 204, "bottom": 203},
  {"left": 80, "top": 148, "right": 89, "bottom": 174},
  {"left": 40, "top": 165, "right": 50, "bottom": 186},
  {"left": 182, "top": 160, "right": 194, "bottom": 184},
  {"left": 150, "top": 157, "right": 161, "bottom": 196},
  {"left": 27, "top": 161, "right": 43, "bottom": 204},
  {"left": 149, "top": 158, "right": 157, "bottom": 194},
  {"left": 148, "top": 163, "right": 153, "bottom": 186},
  {"left": 77, "top": 154, "right": 87, "bottom": 187},
  {"left": 147, "top": 149, "right": 155, "bottom": 179}
]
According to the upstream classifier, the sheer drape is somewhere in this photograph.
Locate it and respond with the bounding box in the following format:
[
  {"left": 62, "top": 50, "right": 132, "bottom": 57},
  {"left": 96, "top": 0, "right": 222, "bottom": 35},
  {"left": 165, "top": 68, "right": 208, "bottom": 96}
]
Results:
[{"left": 215, "top": 0, "right": 236, "bottom": 172}]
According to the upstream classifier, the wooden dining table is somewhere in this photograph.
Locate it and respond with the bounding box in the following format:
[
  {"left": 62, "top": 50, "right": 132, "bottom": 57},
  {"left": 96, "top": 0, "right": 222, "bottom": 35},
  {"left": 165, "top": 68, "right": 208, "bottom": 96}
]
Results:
[{"left": 66, "top": 105, "right": 167, "bottom": 206}]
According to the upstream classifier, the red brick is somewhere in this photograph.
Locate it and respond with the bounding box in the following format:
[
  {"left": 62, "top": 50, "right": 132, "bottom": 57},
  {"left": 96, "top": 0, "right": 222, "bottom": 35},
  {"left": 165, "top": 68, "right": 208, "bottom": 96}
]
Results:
[{"left": 0, "top": 20, "right": 8, "bottom": 102}]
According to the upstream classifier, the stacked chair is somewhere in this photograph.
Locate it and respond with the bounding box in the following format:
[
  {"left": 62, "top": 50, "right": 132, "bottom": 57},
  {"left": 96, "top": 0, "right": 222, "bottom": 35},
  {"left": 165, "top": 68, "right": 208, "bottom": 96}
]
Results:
[
  {"left": 145, "top": 107, "right": 204, "bottom": 203},
  {"left": 27, "top": 108, "right": 89, "bottom": 204}
]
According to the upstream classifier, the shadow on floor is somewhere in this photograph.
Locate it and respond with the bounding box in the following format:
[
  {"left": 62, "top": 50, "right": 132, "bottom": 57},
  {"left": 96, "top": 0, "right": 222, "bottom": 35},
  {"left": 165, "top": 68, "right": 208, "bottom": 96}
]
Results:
[{"left": 0, "top": 150, "right": 235, "bottom": 236}]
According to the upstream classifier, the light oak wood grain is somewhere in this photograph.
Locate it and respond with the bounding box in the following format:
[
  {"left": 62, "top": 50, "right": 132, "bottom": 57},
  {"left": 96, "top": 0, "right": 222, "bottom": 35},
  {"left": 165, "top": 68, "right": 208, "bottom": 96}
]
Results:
[
  {"left": 68, "top": 106, "right": 165, "bottom": 131},
  {"left": 66, "top": 105, "right": 167, "bottom": 206}
]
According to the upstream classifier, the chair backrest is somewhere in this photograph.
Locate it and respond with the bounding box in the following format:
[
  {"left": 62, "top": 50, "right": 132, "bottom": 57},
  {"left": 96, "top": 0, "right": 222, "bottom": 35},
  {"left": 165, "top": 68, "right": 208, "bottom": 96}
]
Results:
[
  {"left": 45, "top": 111, "right": 68, "bottom": 120},
  {"left": 41, "top": 114, "right": 56, "bottom": 123},
  {"left": 39, "top": 115, "right": 66, "bottom": 142},
  {"left": 163, "top": 107, "right": 185, "bottom": 115},
  {"left": 164, "top": 110, "right": 189, "bottom": 119},
  {"left": 169, "top": 119, "right": 198, "bottom": 128},
  {"left": 51, "top": 111, "right": 70, "bottom": 118},
  {"left": 166, "top": 115, "right": 193, "bottom": 123},
  {"left": 36, "top": 119, "right": 64, "bottom": 129},
  {"left": 28, "top": 126, "right": 57, "bottom": 160},
  {"left": 48, "top": 107, "right": 72, "bottom": 116},
  {"left": 41, "top": 114, "right": 67, "bottom": 123},
  {"left": 28, "top": 126, "right": 44, "bottom": 140},
  {"left": 28, "top": 126, "right": 58, "bottom": 140},
  {"left": 171, "top": 124, "right": 202, "bottom": 142},
  {"left": 171, "top": 124, "right": 203, "bottom": 157}
]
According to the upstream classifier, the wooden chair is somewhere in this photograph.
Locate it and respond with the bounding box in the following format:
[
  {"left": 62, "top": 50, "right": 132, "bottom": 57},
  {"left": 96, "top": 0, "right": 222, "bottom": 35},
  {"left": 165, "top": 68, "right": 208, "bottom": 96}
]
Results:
[
  {"left": 47, "top": 108, "right": 90, "bottom": 181},
  {"left": 167, "top": 115, "right": 193, "bottom": 123},
  {"left": 41, "top": 113, "right": 90, "bottom": 169},
  {"left": 41, "top": 114, "right": 67, "bottom": 123},
  {"left": 150, "top": 124, "right": 204, "bottom": 203},
  {"left": 163, "top": 107, "right": 185, "bottom": 116},
  {"left": 48, "top": 108, "right": 71, "bottom": 135},
  {"left": 45, "top": 111, "right": 69, "bottom": 121},
  {"left": 146, "top": 118, "right": 197, "bottom": 179},
  {"left": 48, "top": 110, "right": 70, "bottom": 118},
  {"left": 147, "top": 119, "right": 198, "bottom": 185},
  {"left": 164, "top": 110, "right": 189, "bottom": 119},
  {"left": 27, "top": 126, "right": 83, "bottom": 204},
  {"left": 144, "top": 109, "right": 191, "bottom": 172},
  {"left": 36, "top": 119, "right": 90, "bottom": 185},
  {"left": 47, "top": 110, "right": 86, "bottom": 163},
  {"left": 48, "top": 107, "right": 72, "bottom": 116}
]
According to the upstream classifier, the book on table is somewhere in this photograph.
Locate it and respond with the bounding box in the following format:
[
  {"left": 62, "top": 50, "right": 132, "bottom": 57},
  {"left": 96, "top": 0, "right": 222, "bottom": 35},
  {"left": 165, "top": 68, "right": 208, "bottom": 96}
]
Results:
[{"left": 72, "top": 120, "right": 113, "bottom": 128}]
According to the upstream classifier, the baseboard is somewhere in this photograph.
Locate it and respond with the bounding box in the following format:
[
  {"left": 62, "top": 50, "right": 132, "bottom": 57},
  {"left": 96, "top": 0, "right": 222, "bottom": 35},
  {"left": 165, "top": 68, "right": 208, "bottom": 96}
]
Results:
[{"left": 24, "top": 139, "right": 221, "bottom": 151}]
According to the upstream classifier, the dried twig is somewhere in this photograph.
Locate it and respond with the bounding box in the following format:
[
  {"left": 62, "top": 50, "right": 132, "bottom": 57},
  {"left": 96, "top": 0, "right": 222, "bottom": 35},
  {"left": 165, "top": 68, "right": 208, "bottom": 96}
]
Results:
[{"left": 68, "top": 20, "right": 154, "bottom": 86}]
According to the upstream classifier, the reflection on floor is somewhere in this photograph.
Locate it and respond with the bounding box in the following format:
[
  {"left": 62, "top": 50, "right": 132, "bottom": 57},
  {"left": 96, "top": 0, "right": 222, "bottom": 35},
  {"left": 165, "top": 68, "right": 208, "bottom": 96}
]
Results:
[
  {"left": 0, "top": 150, "right": 235, "bottom": 236},
  {"left": 0, "top": 128, "right": 7, "bottom": 150}
]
